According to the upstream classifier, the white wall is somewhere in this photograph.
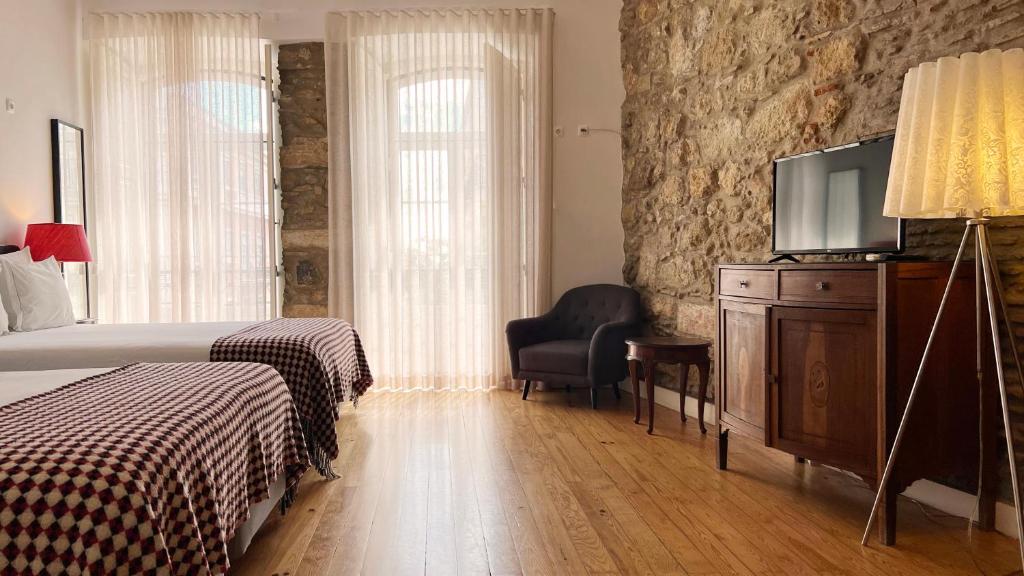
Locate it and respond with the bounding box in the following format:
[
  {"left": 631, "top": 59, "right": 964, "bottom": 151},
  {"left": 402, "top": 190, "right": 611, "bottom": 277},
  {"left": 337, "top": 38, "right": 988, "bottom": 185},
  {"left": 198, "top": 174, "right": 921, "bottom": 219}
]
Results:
[
  {"left": 0, "top": 0, "right": 82, "bottom": 245},
  {"left": 84, "top": 0, "right": 627, "bottom": 295}
]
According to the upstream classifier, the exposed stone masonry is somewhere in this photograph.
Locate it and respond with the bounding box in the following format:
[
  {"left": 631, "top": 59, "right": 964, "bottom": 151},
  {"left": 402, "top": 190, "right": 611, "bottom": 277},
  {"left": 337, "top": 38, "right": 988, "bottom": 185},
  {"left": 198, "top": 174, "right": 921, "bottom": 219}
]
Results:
[
  {"left": 620, "top": 0, "right": 1024, "bottom": 404},
  {"left": 279, "top": 43, "right": 330, "bottom": 318}
]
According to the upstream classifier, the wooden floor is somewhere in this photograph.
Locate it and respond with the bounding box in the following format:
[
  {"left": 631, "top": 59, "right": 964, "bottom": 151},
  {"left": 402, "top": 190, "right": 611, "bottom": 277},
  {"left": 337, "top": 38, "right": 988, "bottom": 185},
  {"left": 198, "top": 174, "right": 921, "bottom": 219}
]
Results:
[{"left": 232, "top": 388, "right": 1021, "bottom": 576}]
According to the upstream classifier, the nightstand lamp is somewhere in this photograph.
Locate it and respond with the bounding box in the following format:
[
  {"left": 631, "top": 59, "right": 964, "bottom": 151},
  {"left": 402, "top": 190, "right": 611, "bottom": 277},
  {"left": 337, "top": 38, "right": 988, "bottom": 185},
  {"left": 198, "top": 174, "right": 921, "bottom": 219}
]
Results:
[
  {"left": 23, "top": 223, "right": 92, "bottom": 264},
  {"left": 861, "top": 48, "right": 1024, "bottom": 570},
  {"left": 24, "top": 223, "right": 94, "bottom": 321}
]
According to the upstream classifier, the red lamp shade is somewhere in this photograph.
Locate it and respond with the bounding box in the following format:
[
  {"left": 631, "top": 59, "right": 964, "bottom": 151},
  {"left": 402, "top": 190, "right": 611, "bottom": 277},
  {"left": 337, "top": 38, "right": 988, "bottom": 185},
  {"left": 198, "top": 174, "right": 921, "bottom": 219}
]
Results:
[{"left": 24, "top": 223, "right": 93, "bottom": 263}]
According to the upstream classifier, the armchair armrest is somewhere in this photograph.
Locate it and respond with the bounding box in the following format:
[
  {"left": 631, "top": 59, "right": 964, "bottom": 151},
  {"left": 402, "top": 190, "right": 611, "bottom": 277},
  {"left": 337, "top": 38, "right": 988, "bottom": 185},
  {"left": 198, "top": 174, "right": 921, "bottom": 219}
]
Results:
[
  {"left": 588, "top": 320, "right": 644, "bottom": 387},
  {"left": 506, "top": 312, "right": 558, "bottom": 377}
]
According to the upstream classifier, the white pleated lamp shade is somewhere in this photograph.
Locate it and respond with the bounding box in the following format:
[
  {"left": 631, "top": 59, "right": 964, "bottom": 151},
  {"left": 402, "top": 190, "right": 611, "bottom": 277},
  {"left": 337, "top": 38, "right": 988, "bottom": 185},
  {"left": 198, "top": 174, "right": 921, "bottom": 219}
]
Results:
[{"left": 883, "top": 48, "right": 1024, "bottom": 219}]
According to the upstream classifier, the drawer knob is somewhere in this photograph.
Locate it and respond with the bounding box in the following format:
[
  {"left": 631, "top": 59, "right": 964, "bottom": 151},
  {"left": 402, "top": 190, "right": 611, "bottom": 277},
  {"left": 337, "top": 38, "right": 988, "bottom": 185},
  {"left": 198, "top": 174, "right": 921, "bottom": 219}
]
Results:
[
  {"left": 816, "top": 281, "right": 830, "bottom": 291},
  {"left": 739, "top": 280, "right": 749, "bottom": 288}
]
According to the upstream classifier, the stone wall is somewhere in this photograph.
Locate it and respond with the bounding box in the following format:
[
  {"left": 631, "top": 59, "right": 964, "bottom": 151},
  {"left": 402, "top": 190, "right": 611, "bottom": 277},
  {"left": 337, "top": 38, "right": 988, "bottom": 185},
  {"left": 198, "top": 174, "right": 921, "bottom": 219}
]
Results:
[
  {"left": 279, "top": 43, "right": 330, "bottom": 318},
  {"left": 620, "top": 0, "right": 1024, "bottom": 406}
]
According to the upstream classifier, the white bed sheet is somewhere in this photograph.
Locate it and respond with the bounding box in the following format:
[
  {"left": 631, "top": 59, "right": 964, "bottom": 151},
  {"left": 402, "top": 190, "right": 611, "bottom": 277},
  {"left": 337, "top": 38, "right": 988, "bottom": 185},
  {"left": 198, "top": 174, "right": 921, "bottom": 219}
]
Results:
[
  {"left": 0, "top": 368, "right": 110, "bottom": 406},
  {"left": 0, "top": 321, "right": 254, "bottom": 371}
]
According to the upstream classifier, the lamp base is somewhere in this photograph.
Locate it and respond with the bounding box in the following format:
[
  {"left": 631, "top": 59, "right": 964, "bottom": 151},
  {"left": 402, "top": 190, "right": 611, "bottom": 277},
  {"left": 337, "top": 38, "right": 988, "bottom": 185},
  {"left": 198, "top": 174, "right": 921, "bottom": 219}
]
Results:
[{"left": 861, "top": 219, "right": 1024, "bottom": 573}]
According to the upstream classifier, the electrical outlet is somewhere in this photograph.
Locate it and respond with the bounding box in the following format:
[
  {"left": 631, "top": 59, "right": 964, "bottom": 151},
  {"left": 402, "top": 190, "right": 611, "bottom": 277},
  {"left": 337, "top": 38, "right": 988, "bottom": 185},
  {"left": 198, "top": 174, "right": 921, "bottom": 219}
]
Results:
[
  {"left": 4, "top": 98, "right": 14, "bottom": 114},
  {"left": 554, "top": 126, "right": 564, "bottom": 137},
  {"left": 577, "top": 125, "right": 590, "bottom": 137}
]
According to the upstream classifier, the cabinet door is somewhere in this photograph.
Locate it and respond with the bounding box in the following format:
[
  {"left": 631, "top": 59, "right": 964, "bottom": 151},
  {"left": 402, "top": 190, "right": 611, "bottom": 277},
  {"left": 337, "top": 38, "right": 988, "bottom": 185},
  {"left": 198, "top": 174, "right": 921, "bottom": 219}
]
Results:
[
  {"left": 769, "top": 306, "right": 877, "bottom": 478},
  {"left": 718, "top": 300, "right": 769, "bottom": 439}
]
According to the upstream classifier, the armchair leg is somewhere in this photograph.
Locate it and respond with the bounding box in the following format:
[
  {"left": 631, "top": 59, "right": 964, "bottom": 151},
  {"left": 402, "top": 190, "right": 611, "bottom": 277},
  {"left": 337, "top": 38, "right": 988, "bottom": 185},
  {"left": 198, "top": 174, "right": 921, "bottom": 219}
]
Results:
[
  {"left": 522, "top": 380, "right": 532, "bottom": 400},
  {"left": 612, "top": 384, "right": 621, "bottom": 401},
  {"left": 590, "top": 388, "right": 598, "bottom": 410}
]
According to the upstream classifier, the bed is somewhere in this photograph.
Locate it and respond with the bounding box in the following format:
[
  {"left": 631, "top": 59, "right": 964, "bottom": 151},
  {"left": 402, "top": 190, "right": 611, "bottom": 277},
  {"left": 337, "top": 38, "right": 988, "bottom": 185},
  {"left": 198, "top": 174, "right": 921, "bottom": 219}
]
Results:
[
  {"left": 0, "top": 364, "right": 308, "bottom": 574},
  {"left": 0, "top": 321, "right": 253, "bottom": 370},
  {"left": 0, "top": 318, "right": 374, "bottom": 477},
  {"left": 0, "top": 368, "right": 287, "bottom": 562}
]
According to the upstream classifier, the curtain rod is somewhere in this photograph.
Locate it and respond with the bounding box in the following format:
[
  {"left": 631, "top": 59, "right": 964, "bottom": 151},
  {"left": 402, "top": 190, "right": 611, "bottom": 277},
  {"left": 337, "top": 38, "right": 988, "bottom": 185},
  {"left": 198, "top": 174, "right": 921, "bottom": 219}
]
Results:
[
  {"left": 88, "top": 11, "right": 260, "bottom": 17},
  {"left": 331, "top": 8, "right": 555, "bottom": 18}
]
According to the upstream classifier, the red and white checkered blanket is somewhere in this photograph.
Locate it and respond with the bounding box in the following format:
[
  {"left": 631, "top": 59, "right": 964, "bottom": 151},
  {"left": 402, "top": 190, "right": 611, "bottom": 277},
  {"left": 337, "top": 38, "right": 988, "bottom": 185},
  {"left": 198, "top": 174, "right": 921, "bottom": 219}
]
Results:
[
  {"left": 210, "top": 318, "right": 373, "bottom": 477},
  {"left": 0, "top": 362, "right": 309, "bottom": 575}
]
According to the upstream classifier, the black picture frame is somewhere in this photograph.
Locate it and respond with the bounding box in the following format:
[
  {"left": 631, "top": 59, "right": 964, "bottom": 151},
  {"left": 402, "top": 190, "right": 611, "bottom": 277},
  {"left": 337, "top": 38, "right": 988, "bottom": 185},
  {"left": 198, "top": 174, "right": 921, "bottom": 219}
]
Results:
[{"left": 50, "top": 119, "right": 91, "bottom": 318}]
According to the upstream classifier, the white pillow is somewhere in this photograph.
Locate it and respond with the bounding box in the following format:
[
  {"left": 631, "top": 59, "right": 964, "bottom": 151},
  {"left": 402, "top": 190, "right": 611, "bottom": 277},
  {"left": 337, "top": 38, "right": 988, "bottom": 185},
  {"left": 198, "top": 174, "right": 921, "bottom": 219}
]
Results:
[
  {"left": 0, "top": 247, "right": 31, "bottom": 332},
  {"left": 3, "top": 256, "right": 75, "bottom": 332}
]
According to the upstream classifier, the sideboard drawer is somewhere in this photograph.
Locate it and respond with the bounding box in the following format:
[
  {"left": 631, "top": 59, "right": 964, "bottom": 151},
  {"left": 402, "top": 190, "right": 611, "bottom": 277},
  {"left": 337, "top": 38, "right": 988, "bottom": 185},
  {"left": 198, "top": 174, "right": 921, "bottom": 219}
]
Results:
[
  {"left": 778, "top": 269, "right": 877, "bottom": 305},
  {"left": 720, "top": 269, "right": 775, "bottom": 300}
]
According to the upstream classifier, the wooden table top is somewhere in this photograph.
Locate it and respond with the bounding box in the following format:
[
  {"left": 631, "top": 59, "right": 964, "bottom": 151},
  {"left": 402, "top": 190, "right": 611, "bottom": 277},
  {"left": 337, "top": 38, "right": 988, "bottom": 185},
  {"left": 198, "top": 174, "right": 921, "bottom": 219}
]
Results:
[{"left": 625, "top": 335, "right": 711, "bottom": 349}]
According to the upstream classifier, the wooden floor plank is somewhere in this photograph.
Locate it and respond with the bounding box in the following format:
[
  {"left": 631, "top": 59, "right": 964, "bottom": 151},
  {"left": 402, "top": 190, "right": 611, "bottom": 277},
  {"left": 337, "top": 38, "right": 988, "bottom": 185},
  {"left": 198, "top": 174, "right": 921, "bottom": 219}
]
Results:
[
  {"left": 311, "top": 391, "right": 402, "bottom": 576},
  {"left": 466, "top": 394, "right": 554, "bottom": 575},
  {"left": 231, "top": 389, "right": 1020, "bottom": 576},
  {"left": 444, "top": 393, "right": 492, "bottom": 576},
  {"left": 491, "top": 389, "right": 615, "bottom": 575},
  {"left": 520, "top": 393, "right": 681, "bottom": 576},
  {"left": 358, "top": 393, "right": 421, "bottom": 576},
  {"left": 425, "top": 393, "right": 460, "bottom": 575}
]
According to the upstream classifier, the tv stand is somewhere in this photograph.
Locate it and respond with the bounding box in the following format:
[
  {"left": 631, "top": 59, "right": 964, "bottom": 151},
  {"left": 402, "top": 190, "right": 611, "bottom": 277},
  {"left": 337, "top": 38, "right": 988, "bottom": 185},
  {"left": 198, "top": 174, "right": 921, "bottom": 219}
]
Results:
[
  {"left": 715, "top": 262, "right": 997, "bottom": 545},
  {"left": 865, "top": 253, "right": 926, "bottom": 262},
  {"left": 768, "top": 254, "right": 800, "bottom": 264}
]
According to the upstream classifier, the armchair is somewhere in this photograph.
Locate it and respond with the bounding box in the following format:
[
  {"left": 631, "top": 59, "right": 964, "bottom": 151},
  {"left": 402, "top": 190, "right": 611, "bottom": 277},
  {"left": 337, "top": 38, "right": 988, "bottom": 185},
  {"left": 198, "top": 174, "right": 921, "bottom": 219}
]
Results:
[{"left": 506, "top": 284, "right": 644, "bottom": 408}]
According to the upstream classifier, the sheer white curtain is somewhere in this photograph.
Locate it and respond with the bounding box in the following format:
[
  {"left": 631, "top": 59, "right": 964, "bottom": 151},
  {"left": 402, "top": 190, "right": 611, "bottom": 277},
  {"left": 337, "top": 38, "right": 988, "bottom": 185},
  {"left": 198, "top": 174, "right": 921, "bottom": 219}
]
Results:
[
  {"left": 325, "top": 9, "right": 553, "bottom": 390},
  {"left": 89, "top": 13, "right": 272, "bottom": 323}
]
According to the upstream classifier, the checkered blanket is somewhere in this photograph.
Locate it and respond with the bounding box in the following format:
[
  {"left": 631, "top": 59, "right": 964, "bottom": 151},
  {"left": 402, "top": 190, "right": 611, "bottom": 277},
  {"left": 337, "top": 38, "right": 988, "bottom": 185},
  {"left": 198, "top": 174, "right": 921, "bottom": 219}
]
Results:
[
  {"left": 210, "top": 318, "right": 373, "bottom": 478},
  {"left": 0, "top": 362, "right": 309, "bottom": 575}
]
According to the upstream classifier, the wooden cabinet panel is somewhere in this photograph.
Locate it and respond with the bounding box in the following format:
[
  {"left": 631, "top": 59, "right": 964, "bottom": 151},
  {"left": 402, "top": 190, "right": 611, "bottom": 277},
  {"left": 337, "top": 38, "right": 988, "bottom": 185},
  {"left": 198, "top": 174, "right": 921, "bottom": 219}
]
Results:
[
  {"left": 718, "top": 300, "right": 768, "bottom": 437},
  {"left": 720, "top": 269, "right": 775, "bottom": 300},
  {"left": 778, "top": 269, "right": 877, "bottom": 305},
  {"left": 769, "top": 306, "right": 877, "bottom": 477}
]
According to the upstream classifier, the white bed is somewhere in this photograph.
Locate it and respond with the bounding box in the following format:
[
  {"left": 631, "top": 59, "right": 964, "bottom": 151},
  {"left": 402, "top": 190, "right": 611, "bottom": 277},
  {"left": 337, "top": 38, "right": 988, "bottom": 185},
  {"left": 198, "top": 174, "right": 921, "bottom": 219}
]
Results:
[
  {"left": 0, "top": 321, "right": 253, "bottom": 371},
  {"left": 0, "top": 368, "right": 284, "bottom": 560}
]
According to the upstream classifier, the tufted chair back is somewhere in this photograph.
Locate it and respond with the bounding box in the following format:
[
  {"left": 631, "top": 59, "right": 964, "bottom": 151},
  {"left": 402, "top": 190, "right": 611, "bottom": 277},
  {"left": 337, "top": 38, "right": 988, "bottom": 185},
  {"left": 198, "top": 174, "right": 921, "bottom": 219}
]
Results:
[{"left": 549, "top": 284, "right": 643, "bottom": 340}]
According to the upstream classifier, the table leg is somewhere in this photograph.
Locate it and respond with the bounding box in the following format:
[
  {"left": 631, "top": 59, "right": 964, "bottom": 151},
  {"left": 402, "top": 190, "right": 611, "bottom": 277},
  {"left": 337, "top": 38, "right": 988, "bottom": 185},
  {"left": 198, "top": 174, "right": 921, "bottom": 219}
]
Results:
[
  {"left": 718, "top": 428, "right": 729, "bottom": 470},
  {"left": 678, "top": 363, "right": 689, "bottom": 423},
  {"left": 629, "top": 359, "right": 641, "bottom": 424},
  {"left": 647, "top": 361, "right": 658, "bottom": 435},
  {"left": 697, "top": 360, "right": 710, "bottom": 434}
]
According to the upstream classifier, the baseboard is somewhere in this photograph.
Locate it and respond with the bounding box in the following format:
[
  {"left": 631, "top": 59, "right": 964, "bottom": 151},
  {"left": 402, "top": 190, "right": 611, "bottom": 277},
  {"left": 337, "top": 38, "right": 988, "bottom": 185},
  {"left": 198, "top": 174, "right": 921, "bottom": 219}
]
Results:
[
  {"left": 903, "top": 479, "right": 1019, "bottom": 539},
  {"left": 616, "top": 381, "right": 716, "bottom": 426},
  {"left": 614, "top": 382, "right": 1018, "bottom": 539}
]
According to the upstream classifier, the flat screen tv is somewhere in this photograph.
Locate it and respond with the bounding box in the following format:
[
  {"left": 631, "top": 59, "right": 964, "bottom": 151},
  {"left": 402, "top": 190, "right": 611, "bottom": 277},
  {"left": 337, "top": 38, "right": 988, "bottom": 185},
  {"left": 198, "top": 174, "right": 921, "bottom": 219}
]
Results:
[{"left": 772, "top": 134, "right": 904, "bottom": 256}]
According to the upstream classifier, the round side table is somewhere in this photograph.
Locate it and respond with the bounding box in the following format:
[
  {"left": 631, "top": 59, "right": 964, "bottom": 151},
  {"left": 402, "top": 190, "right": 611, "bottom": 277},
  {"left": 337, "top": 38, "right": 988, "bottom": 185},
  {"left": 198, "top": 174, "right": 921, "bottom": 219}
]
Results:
[{"left": 626, "top": 336, "right": 712, "bottom": 435}]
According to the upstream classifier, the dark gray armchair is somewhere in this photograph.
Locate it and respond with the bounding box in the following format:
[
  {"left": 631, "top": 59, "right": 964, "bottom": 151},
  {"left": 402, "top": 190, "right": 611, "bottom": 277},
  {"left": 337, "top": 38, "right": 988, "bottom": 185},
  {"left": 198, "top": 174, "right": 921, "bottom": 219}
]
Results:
[{"left": 506, "top": 284, "right": 644, "bottom": 409}]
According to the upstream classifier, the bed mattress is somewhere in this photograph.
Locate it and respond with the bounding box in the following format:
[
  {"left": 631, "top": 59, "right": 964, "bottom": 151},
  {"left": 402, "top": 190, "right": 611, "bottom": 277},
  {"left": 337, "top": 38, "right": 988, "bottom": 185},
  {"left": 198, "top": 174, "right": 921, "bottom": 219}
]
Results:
[{"left": 0, "top": 321, "right": 253, "bottom": 371}]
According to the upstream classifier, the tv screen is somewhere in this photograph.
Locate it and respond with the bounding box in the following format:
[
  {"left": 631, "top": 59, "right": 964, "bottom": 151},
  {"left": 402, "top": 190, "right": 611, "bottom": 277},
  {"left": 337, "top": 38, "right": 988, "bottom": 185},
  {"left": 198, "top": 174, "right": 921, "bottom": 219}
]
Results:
[{"left": 772, "top": 135, "right": 903, "bottom": 255}]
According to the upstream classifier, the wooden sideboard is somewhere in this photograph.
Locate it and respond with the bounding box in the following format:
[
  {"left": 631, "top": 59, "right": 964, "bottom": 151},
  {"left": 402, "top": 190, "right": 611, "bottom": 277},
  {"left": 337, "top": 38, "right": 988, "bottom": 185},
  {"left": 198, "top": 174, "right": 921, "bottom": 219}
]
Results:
[{"left": 715, "top": 262, "right": 997, "bottom": 545}]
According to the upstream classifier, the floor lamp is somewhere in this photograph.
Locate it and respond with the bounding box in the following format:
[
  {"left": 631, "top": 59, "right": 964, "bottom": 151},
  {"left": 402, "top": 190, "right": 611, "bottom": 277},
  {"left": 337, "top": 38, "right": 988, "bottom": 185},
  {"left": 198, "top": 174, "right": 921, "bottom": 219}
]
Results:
[{"left": 861, "top": 47, "right": 1024, "bottom": 569}]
